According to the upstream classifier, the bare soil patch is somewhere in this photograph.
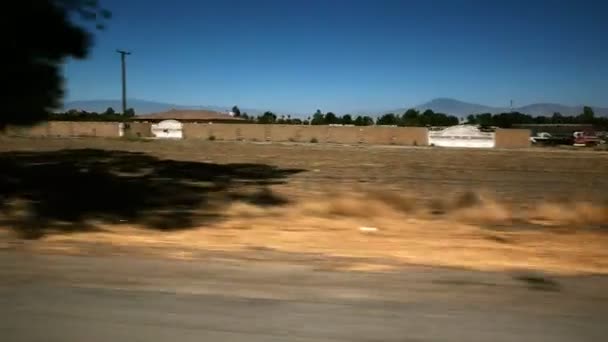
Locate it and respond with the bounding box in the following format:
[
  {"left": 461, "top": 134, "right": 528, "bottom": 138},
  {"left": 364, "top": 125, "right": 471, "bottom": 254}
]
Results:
[{"left": 1, "top": 137, "right": 607, "bottom": 274}]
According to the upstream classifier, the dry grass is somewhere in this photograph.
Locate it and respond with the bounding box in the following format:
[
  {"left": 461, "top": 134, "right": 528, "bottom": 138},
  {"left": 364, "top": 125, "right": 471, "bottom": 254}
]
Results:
[
  {"left": 11, "top": 189, "right": 608, "bottom": 275},
  {"left": 1, "top": 137, "right": 608, "bottom": 274}
]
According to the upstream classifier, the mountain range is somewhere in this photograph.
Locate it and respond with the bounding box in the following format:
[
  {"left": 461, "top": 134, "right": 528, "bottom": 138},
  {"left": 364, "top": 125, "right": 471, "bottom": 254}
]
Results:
[
  {"left": 63, "top": 98, "right": 608, "bottom": 117},
  {"left": 402, "top": 98, "right": 608, "bottom": 117}
]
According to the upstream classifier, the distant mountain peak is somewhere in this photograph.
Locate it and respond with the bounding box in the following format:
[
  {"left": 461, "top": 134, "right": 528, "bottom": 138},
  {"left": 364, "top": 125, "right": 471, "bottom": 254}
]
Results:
[{"left": 385, "top": 98, "right": 608, "bottom": 117}]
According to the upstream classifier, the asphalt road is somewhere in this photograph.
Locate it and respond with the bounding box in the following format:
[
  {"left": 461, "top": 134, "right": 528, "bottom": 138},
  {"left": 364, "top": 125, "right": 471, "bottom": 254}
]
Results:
[{"left": 1, "top": 250, "right": 607, "bottom": 341}]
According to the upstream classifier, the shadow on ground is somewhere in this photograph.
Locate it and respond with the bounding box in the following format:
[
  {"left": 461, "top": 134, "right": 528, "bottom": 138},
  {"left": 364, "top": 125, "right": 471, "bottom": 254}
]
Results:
[{"left": 0, "top": 149, "right": 304, "bottom": 238}]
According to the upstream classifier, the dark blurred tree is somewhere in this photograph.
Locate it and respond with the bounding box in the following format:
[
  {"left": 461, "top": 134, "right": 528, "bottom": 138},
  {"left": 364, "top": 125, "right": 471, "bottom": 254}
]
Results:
[
  {"left": 103, "top": 107, "right": 115, "bottom": 115},
  {"left": 324, "top": 112, "right": 339, "bottom": 124},
  {"left": 578, "top": 106, "right": 594, "bottom": 123},
  {"left": 400, "top": 109, "right": 420, "bottom": 126},
  {"left": 362, "top": 116, "right": 375, "bottom": 126},
  {"left": 3, "top": 0, "right": 111, "bottom": 128},
  {"left": 377, "top": 113, "right": 398, "bottom": 125},
  {"left": 476, "top": 113, "right": 493, "bottom": 127},
  {"left": 551, "top": 112, "right": 563, "bottom": 124},
  {"left": 231, "top": 105, "right": 241, "bottom": 117},
  {"left": 311, "top": 110, "right": 324, "bottom": 125},
  {"left": 257, "top": 111, "right": 276, "bottom": 124},
  {"left": 341, "top": 114, "right": 353, "bottom": 125},
  {"left": 124, "top": 108, "right": 135, "bottom": 117}
]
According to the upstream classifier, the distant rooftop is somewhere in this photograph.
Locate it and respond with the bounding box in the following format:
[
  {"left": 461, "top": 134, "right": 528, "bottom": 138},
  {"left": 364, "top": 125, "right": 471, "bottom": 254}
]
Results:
[{"left": 134, "top": 109, "right": 245, "bottom": 122}]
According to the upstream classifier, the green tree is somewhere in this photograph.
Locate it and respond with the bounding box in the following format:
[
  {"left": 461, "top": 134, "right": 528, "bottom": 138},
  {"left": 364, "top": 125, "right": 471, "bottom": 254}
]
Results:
[
  {"left": 257, "top": 111, "right": 276, "bottom": 124},
  {"left": 400, "top": 109, "right": 420, "bottom": 126},
  {"left": 311, "top": 110, "right": 324, "bottom": 125},
  {"left": 579, "top": 106, "right": 595, "bottom": 123},
  {"left": 4, "top": 0, "right": 111, "bottom": 128},
  {"left": 377, "top": 113, "right": 398, "bottom": 125},
  {"left": 124, "top": 108, "right": 135, "bottom": 117},
  {"left": 324, "top": 112, "right": 339, "bottom": 124},
  {"left": 231, "top": 105, "right": 241, "bottom": 117},
  {"left": 341, "top": 114, "right": 353, "bottom": 125},
  {"left": 551, "top": 112, "right": 563, "bottom": 124},
  {"left": 466, "top": 114, "right": 477, "bottom": 124},
  {"left": 362, "top": 116, "right": 374, "bottom": 126},
  {"left": 475, "top": 113, "right": 493, "bottom": 127},
  {"left": 103, "top": 107, "right": 115, "bottom": 115}
]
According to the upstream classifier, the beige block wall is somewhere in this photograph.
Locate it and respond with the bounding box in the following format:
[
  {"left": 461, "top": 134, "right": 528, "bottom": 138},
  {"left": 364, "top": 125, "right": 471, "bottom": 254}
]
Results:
[
  {"left": 47, "top": 121, "right": 74, "bottom": 137},
  {"left": 206, "top": 124, "right": 237, "bottom": 140},
  {"left": 125, "top": 122, "right": 153, "bottom": 138},
  {"left": 361, "top": 127, "right": 395, "bottom": 145},
  {"left": 94, "top": 122, "right": 121, "bottom": 137},
  {"left": 393, "top": 127, "right": 428, "bottom": 146},
  {"left": 4, "top": 122, "right": 50, "bottom": 137},
  {"left": 495, "top": 129, "right": 531, "bottom": 148},
  {"left": 237, "top": 124, "right": 269, "bottom": 141},
  {"left": 295, "top": 126, "right": 329, "bottom": 143},
  {"left": 362, "top": 127, "right": 428, "bottom": 146},
  {"left": 182, "top": 123, "right": 210, "bottom": 139},
  {"left": 270, "top": 125, "right": 301, "bottom": 142},
  {"left": 70, "top": 122, "right": 120, "bottom": 137},
  {"left": 327, "top": 126, "right": 363, "bottom": 144}
]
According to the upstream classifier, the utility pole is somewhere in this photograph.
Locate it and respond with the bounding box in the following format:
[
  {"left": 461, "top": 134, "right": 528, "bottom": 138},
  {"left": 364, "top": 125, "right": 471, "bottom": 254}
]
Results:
[{"left": 116, "top": 50, "right": 131, "bottom": 114}]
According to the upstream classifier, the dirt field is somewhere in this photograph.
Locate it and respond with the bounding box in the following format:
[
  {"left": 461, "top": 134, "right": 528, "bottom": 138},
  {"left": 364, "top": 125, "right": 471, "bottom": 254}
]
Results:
[{"left": 1, "top": 137, "right": 607, "bottom": 274}]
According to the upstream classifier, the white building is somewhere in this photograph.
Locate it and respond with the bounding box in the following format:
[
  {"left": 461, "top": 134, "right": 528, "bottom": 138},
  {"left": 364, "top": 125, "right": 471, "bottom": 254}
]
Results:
[
  {"left": 428, "top": 125, "right": 495, "bottom": 148},
  {"left": 151, "top": 119, "right": 183, "bottom": 139}
]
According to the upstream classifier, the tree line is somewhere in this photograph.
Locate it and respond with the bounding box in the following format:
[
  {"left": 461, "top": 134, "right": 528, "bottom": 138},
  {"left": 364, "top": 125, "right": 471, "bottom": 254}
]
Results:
[
  {"left": 49, "top": 107, "right": 135, "bottom": 121},
  {"left": 49, "top": 105, "right": 608, "bottom": 129},
  {"left": 466, "top": 106, "right": 608, "bottom": 128},
  {"left": 232, "top": 106, "right": 459, "bottom": 126}
]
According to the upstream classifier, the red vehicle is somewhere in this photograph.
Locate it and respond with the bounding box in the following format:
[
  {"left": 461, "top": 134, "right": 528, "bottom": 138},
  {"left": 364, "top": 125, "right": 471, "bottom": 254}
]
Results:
[{"left": 573, "top": 131, "right": 601, "bottom": 147}]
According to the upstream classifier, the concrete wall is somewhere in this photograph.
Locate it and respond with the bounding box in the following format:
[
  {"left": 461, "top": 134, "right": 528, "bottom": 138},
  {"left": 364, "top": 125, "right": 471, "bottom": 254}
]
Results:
[
  {"left": 3, "top": 122, "right": 121, "bottom": 138},
  {"left": 362, "top": 126, "right": 428, "bottom": 145},
  {"left": 4, "top": 122, "right": 50, "bottom": 137},
  {"left": 296, "top": 126, "right": 329, "bottom": 143},
  {"left": 124, "top": 122, "right": 153, "bottom": 138},
  {"left": 182, "top": 123, "right": 210, "bottom": 139},
  {"left": 327, "top": 126, "right": 363, "bottom": 144},
  {"left": 393, "top": 127, "right": 428, "bottom": 146},
  {"left": 2, "top": 121, "right": 529, "bottom": 149},
  {"left": 270, "top": 125, "right": 300, "bottom": 142},
  {"left": 236, "top": 124, "right": 269, "bottom": 141},
  {"left": 71, "top": 122, "right": 120, "bottom": 137},
  {"left": 494, "top": 129, "right": 531, "bottom": 148}
]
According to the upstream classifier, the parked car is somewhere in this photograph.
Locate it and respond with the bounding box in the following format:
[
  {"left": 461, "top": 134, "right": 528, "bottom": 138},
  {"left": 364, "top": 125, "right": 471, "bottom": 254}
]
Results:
[{"left": 573, "top": 131, "right": 601, "bottom": 147}]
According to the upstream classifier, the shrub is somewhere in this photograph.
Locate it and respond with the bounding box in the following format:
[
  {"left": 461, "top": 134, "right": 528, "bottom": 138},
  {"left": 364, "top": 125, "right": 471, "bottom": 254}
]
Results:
[
  {"left": 310, "top": 137, "right": 318, "bottom": 143},
  {"left": 208, "top": 135, "right": 216, "bottom": 141}
]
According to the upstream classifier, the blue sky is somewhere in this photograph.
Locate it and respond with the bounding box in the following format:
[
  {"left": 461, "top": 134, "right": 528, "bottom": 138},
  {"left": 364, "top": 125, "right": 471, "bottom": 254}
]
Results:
[{"left": 64, "top": 0, "right": 608, "bottom": 113}]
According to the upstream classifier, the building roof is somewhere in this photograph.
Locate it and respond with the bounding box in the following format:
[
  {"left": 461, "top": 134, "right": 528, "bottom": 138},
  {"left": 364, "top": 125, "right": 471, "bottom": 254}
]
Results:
[{"left": 134, "top": 109, "right": 245, "bottom": 122}]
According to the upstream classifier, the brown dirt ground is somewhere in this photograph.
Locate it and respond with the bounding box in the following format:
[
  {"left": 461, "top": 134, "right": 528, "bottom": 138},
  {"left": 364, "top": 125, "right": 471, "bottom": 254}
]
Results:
[{"left": 1, "top": 137, "right": 608, "bottom": 274}]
